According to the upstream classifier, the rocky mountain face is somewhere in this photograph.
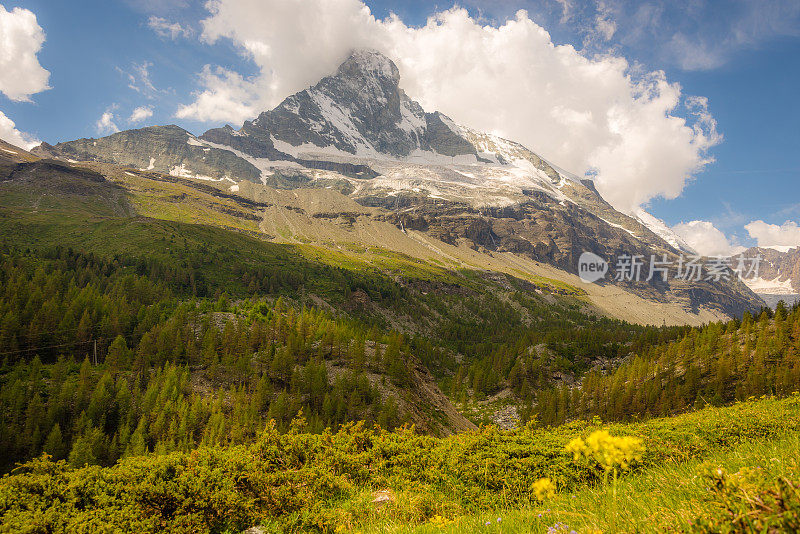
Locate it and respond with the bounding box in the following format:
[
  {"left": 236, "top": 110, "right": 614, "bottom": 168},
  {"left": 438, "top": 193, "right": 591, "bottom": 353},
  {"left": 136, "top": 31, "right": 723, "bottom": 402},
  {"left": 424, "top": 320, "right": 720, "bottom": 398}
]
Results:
[
  {"left": 203, "top": 50, "right": 477, "bottom": 160},
  {"left": 34, "top": 49, "right": 764, "bottom": 317},
  {"left": 737, "top": 247, "right": 800, "bottom": 308},
  {"left": 35, "top": 125, "right": 264, "bottom": 184}
]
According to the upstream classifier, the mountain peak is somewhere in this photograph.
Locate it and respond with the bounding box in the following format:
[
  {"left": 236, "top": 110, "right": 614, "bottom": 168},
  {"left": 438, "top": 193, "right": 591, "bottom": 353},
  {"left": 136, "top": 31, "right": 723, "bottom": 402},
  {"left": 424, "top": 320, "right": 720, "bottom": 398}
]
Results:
[{"left": 336, "top": 49, "right": 400, "bottom": 85}]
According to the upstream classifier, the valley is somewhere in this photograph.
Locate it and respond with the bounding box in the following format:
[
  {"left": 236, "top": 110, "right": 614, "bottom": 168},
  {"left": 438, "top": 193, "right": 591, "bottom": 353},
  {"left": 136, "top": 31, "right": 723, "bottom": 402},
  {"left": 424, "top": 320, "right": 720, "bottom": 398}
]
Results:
[{"left": 1, "top": 47, "right": 798, "bottom": 534}]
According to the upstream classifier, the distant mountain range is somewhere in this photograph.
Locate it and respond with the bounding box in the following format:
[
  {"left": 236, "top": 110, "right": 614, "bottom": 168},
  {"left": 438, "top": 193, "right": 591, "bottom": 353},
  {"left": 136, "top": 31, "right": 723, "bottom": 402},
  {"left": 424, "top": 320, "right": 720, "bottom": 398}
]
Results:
[
  {"left": 31, "top": 49, "right": 763, "bottom": 319},
  {"left": 737, "top": 246, "right": 800, "bottom": 308}
]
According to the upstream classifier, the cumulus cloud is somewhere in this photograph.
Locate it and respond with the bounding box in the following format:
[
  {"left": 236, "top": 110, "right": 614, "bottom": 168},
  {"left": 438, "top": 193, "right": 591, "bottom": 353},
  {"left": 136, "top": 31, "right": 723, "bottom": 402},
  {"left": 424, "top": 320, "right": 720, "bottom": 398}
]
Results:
[
  {"left": 672, "top": 220, "right": 745, "bottom": 257},
  {"left": 0, "top": 4, "right": 48, "bottom": 148},
  {"left": 745, "top": 220, "right": 800, "bottom": 249},
  {"left": 148, "top": 16, "right": 193, "bottom": 39},
  {"left": 0, "top": 4, "right": 50, "bottom": 101},
  {"left": 96, "top": 108, "right": 120, "bottom": 135},
  {"left": 175, "top": 65, "right": 256, "bottom": 123},
  {"left": 177, "top": 1, "right": 721, "bottom": 213},
  {"left": 129, "top": 106, "right": 153, "bottom": 123},
  {"left": 0, "top": 110, "right": 40, "bottom": 150}
]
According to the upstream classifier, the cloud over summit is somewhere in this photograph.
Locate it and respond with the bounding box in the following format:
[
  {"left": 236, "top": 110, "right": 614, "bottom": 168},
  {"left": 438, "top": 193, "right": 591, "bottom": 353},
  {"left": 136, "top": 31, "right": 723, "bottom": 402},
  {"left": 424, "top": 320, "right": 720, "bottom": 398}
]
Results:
[{"left": 175, "top": 0, "right": 720, "bottom": 214}]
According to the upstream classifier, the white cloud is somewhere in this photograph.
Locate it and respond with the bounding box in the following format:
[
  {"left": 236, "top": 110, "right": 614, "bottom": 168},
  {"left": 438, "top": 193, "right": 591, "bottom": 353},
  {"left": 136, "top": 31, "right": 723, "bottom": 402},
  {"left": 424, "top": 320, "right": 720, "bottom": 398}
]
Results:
[
  {"left": 0, "top": 4, "right": 50, "bottom": 101},
  {"left": 594, "top": 15, "right": 616, "bottom": 41},
  {"left": 129, "top": 106, "right": 154, "bottom": 123},
  {"left": 175, "top": 65, "right": 260, "bottom": 123},
  {"left": 667, "top": 33, "right": 726, "bottom": 71},
  {"left": 178, "top": 1, "right": 721, "bottom": 213},
  {"left": 745, "top": 220, "right": 800, "bottom": 249},
  {"left": 583, "top": 1, "right": 617, "bottom": 46},
  {"left": 0, "top": 110, "right": 40, "bottom": 150},
  {"left": 671, "top": 220, "right": 744, "bottom": 257},
  {"left": 117, "top": 61, "right": 165, "bottom": 98},
  {"left": 148, "top": 16, "right": 192, "bottom": 39},
  {"left": 96, "top": 108, "right": 120, "bottom": 135}
]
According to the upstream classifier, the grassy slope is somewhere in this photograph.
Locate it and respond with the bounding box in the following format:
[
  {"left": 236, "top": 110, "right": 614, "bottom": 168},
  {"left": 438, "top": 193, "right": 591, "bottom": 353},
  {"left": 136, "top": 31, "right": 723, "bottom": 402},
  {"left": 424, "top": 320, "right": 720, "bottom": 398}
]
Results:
[
  {"left": 393, "top": 429, "right": 800, "bottom": 533},
  {"left": 0, "top": 156, "right": 608, "bottom": 347},
  {"left": 358, "top": 396, "right": 800, "bottom": 533},
  {"left": 1, "top": 152, "right": 731, "bottom": 326},
  {"left": 0, "top": 159, "right": 541, "bottom": 296},
  {"left": 1, "top": 396, "right": 798, "bottom": 533}
]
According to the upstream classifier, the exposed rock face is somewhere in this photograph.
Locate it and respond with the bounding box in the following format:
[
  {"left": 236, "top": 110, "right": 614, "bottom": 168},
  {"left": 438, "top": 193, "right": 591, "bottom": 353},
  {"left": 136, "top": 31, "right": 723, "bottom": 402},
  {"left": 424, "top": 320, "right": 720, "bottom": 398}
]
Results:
[
  {"left": 221, "top": 50, "right": 477, "bottom": 159},
  {"left": 34, "top": 125, "right": 264, "bottom": 183},
  {"left": 200, "top": 122, "right": 293, "bottom": 161}
]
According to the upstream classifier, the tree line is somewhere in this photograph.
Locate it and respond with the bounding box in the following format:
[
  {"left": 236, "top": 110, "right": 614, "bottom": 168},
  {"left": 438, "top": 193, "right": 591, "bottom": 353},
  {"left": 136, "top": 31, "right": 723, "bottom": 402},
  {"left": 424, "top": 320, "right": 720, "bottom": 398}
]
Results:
[
  {"left": 534, "top": 303, "right": 800, "bottom": 425},
  {"left": 0, "top": 246, "right": 414, "bottom": 472}
]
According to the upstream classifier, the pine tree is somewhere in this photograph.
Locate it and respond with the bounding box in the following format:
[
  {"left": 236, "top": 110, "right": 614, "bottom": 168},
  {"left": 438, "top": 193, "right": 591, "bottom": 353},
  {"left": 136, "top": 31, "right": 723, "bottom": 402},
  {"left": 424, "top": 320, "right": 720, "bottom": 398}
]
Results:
[
  {"left": 43, "top": 423, "right": 66, "bottom": 460},
  {"left": 69, "top": 432, "right": 97, "bottom": 467}
]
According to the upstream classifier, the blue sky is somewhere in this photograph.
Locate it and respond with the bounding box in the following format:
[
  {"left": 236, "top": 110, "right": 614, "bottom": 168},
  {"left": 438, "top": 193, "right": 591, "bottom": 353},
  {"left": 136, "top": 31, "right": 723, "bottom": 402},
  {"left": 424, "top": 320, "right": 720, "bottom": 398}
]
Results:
[{"left": 1, "top": 0, "right": 799, "bottom": 252}]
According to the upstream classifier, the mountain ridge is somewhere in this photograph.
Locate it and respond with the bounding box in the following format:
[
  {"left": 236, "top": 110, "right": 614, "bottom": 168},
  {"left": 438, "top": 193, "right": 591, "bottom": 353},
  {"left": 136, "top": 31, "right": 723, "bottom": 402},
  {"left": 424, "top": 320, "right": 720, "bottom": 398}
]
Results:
[{"left": 31, "top": 49, "right": 764, "bottom": 319}]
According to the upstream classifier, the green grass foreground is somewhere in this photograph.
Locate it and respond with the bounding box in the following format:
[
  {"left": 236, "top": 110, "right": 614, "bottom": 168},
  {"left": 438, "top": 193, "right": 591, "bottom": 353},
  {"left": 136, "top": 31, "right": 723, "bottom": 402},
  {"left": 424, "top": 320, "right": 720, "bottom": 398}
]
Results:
[
  {"left": 2, "top": 395, "right": 800, "bottom": 533},
  {"left": 387, "top": 430, "right": 800, "bottom": 533}
]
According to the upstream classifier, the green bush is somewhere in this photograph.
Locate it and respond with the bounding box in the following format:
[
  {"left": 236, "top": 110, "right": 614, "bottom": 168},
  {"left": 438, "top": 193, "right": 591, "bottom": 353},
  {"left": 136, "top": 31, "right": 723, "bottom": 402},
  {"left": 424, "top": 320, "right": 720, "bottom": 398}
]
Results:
[{"left": 1, "top": 395, "right": 798, "bottom": 533}]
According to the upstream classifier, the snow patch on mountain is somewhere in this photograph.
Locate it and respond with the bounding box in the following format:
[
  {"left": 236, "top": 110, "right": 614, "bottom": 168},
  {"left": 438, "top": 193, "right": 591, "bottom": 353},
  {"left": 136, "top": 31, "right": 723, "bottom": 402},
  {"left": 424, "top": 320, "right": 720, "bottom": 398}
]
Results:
[
  {"left": 168, "top": 162, "right": 234, "bottom": 183},
  {"left": 600, "top": 217, "right": 640, "bottom": 239},
  {"left": 202, "top": 139, "right": 302, "bottom": 184},
  {"left": 270, "top": 136, "right": 358, "bottom": 161},
  {"left": 402, "top": 149, "right": 477, "bottom": 166},
  {"left": 308, "top": 89, "right": 375, "bottom": 155},
  {"left": 744, "top": 276, "right": 796, "bottom": 294},
  {"left": 398, "top": 103, "right": 426, "bottom": 135},
  {"left": 634, "top": 208, "right": 697, "bottom": 254}
]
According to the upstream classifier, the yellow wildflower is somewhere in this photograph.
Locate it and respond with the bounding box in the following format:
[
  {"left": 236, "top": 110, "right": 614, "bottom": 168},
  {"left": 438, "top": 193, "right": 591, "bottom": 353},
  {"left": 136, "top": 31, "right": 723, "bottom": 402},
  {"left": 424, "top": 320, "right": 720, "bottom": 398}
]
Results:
[
  {"left": 429, "top": 515, "right": 452, "bottom": 527},
  {"left": 565, "top": 430, "right": 644, "bottom": 472},
  {"left": 531, "top": 477, "right": 556, "bottom": 501}
]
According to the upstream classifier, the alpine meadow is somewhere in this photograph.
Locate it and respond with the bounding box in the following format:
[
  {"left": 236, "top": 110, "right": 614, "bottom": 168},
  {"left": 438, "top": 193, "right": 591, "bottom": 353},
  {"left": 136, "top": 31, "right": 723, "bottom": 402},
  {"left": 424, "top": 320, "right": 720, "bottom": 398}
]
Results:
[{"left": 1, "top": 1, "right": 800, "bottom": 533}]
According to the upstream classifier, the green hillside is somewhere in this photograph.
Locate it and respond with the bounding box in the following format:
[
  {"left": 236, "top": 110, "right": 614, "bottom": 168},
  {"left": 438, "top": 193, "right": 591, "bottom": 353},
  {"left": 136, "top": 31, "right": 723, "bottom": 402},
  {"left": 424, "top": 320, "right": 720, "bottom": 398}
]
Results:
[
  {"left": 2, "top": 153, "right": 799, "bottom": 533},
  {"left": 1, "top": 396, "right": 798, "bottom": 533}
]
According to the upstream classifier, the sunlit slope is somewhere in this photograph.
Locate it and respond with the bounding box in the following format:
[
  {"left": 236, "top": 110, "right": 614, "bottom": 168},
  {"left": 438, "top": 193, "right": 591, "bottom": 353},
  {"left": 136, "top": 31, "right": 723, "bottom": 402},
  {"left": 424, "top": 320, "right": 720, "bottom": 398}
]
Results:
[
  {"left": 1, "top": 147, "right": 729, "bottom": 326},
  {"left": 1, "top": 395, "right": 797, "bottom": 533},
  {"left": 235, "top": 179, "right": 729, "bottom": 326}
]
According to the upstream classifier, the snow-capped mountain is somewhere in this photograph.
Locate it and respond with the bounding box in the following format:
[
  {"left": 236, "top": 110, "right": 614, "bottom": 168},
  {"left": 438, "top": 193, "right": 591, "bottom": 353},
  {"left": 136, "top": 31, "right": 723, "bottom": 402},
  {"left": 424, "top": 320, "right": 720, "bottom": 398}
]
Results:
[
  {"left": 205, "top": 50, "right": 477, "bottom": 159},
  {"left": 735, "top": 246, "right": 800, "bottom": 308},
  {"left": 197, "top": 50, "right": 690, "bottom": 254},
  {"left": 35, "top": 49, "right": 762, "bottom": 316}
]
